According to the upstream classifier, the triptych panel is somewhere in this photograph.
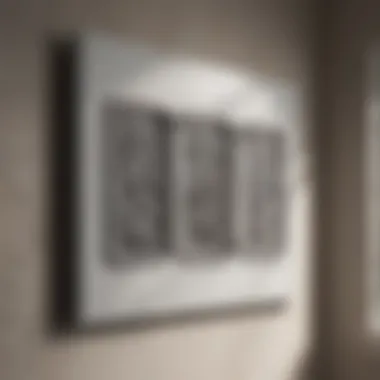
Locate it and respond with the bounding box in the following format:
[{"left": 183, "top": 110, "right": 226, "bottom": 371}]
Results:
[{"left": 101, "top": 101, "right": 287, "bottom": 265}]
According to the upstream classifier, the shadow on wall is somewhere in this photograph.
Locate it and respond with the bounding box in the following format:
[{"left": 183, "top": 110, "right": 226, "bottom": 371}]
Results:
[{"left": 293, "top": 352, "right": 314, "bottom": 380}]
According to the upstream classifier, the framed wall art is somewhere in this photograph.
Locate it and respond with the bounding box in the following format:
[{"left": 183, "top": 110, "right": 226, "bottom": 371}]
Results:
[{"left": 50, "top": 33, "right": 297, "bottom": 331}]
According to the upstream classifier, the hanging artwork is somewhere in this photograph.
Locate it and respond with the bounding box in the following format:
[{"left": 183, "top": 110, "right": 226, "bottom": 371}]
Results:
[{"left": 50, "top": 34, "right": 295, "bottom": 330}]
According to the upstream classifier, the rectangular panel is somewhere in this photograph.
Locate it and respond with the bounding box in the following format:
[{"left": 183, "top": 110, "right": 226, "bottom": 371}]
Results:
[
  {"left": 173, "top": 118, "right": 234, "bottom": 260},
  {"left": 235, "top": 128, "right": 286, "bottom": 255},
  {"left": 102, "top": 101, "right": 172, "bottom": 266}
]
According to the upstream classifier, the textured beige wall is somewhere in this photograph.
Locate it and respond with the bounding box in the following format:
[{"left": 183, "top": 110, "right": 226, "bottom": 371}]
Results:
[{"left": 0, "top": 1, "right": 315, "bottom": 380}]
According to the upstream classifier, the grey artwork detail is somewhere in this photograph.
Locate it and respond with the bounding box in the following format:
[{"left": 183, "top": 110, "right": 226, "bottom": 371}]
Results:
[
  {"left": 102, "top": 101, "right": 286, "bottom": 267},
  {"left": 177, "top": 121, "right": 234, "bottom": 258},
  {"left": 102, "top": 102, "right": 171, "bottom": 265},
  {"left": 236, "top": 129, "right": 286, "bottom": 255}
]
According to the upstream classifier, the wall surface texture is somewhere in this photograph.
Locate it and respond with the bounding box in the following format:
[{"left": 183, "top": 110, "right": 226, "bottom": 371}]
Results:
[
  {"left": 0, "top": 1, "right": 315, "bottom": 380},
  {"left": 316, "top": 1, "right": 380, "bottom": 380}
]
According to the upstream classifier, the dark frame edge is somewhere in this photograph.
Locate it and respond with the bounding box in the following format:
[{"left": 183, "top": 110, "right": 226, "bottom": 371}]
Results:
[{"left": 47, "top": 35, "right": 80, "bottom": 336}]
